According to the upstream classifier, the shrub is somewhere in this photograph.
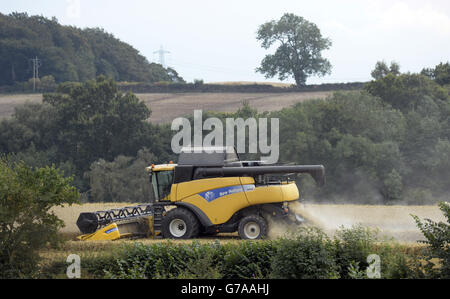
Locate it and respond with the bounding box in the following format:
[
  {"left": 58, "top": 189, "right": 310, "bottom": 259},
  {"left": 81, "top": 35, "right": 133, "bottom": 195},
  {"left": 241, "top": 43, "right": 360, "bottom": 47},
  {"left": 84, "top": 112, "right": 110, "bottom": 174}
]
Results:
[
  {"left": 0, "top": 157, "right": 79, "bottom": 278},
  {"left": 270, "top": 227, "right": 339, "bottom": 279},
  {"left": 43, "top": 225, "right": 425, "bottom": 279},
  {"left": 101, "top": 240, "right": 275, "bottom": 279},
  {"left": 412, "top": 201, "right": 450, "bottom": 278},
  {"left": 375, "top": 243, "right": 425, "bottom": 279},
  {"left": 101, "top": 241, "right": 222, "bottom": 279},
  {"left": 220, "top": 240, "right": 276, "bottom": 279},
  {"left": 332, "top": 225, "right": 379, "bottom": 279}
]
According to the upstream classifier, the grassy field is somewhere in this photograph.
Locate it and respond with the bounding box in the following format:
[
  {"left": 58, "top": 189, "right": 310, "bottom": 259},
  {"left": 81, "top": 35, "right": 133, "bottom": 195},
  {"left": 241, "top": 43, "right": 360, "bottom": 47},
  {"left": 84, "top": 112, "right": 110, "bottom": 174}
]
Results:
[{"left": 0, "top": 91, "right": 332, "bottom": 123}]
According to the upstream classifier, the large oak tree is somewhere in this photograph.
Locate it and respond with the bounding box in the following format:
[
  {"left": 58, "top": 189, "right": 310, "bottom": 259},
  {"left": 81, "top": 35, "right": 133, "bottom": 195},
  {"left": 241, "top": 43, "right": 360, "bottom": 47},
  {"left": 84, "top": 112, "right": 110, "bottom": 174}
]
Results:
[{"left": 256, "top": 13, "right": 332, "bottom": 87}]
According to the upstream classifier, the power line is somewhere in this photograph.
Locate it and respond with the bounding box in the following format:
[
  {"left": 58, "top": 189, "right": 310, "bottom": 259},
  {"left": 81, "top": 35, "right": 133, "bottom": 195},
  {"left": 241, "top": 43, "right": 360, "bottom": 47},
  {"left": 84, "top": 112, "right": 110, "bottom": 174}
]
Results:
[
  {"left": 170, "top": 58, "right": 371, "bottom": 81},
  {"left": 169, "top": 59, "right": 252, "bottom": 74},
  {"left": 153, "top": 45, "right": 170, "bottom": 68},
  {"left": 29, "top": 56, "right": 41, "bottom": 92}
]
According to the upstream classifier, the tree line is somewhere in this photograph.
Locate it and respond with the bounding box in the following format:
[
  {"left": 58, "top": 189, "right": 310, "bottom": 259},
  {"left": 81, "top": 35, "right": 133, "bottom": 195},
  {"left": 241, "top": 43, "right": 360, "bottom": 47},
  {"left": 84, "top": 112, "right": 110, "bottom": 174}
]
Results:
[{"left": 0, "top": 76, "right": 175, "bottom": 199}]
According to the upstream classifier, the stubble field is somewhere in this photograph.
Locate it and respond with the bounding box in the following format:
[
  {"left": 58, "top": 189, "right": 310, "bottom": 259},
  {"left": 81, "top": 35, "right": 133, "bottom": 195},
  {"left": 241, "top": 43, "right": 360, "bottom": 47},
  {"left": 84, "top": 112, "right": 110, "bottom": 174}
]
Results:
[{"left": 0, "top": 91, "right": 332, "bottom": 123}]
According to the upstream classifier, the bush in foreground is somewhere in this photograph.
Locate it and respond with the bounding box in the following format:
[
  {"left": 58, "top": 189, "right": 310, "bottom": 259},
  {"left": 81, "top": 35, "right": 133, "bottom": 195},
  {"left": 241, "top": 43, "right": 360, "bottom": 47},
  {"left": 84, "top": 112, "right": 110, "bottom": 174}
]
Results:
[
  {"left": 412, "top": 201, "right": 450, "bottom": 278},
  {"left": 0, "top": 156, "right": 79, "bottom": 278},
  {"left": 43, "top": 225, "right": 428, "bottom": 279}
]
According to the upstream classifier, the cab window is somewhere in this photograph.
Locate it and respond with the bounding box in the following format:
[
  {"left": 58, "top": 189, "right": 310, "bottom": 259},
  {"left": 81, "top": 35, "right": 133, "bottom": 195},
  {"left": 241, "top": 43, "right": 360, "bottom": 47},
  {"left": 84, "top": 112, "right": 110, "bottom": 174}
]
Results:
[{"left": 152, "top": 170, "right": 173, "bottom": 201}]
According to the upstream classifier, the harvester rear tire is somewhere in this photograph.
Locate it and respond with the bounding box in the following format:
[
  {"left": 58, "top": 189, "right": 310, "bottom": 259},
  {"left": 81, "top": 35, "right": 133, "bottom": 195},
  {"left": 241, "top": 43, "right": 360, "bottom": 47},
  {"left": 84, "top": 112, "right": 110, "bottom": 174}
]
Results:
[
  {"left": 161, "top": 208, "right": 200, "bottom": 239},
  {"left": 238, "top": 215, "right": 268, "bottom": 240}
]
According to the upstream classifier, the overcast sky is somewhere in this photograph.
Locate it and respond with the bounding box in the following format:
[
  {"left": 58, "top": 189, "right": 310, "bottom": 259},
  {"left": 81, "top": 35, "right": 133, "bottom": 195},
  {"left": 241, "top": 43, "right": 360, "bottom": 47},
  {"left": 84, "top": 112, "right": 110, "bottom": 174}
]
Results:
[{"left": 1, "top": 0, "right": 449, "bottom": 84}]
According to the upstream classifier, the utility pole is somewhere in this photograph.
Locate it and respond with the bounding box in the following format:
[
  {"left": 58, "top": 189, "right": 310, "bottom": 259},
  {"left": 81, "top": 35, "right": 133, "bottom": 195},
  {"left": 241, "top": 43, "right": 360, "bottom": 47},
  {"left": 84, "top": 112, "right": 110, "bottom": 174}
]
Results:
[
  {"left": 153, "top": 45, "right": 170, "bottom": 68},
  {"left": 11, "top": 63, "right": 16, "bottom": 82},
  {"left": 30, "top": 56, "right": 41, "bottom": 92}
]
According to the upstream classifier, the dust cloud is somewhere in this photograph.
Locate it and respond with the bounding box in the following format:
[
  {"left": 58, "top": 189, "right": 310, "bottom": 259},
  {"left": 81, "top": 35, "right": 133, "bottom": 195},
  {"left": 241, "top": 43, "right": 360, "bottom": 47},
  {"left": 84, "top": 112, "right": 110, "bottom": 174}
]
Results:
[{"left": 268, "top": 202, "right": 446, "bottom": 243}]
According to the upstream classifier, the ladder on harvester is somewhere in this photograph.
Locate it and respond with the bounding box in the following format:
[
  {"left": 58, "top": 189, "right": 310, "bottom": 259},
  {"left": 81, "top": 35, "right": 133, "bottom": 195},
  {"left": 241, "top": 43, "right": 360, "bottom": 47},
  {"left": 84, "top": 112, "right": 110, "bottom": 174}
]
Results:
[{"left": 152, "top": 204, "right": 165, "bottom": 239}]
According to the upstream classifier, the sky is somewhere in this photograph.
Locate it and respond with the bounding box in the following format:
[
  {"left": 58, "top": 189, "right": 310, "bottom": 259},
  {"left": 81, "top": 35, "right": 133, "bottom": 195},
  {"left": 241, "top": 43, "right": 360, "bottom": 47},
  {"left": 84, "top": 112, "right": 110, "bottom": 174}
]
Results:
[{"left": 1, "top": 0, "right": 449, "bottom": 84}]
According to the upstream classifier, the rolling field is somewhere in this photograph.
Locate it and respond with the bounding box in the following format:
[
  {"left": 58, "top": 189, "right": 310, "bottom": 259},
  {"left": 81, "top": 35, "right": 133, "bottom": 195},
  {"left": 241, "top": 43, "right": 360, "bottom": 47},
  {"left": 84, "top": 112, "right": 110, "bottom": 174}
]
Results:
[
  {"left": 0, "top": 91, "right": 332, "bottom": 123},
  {"left": 0, "top": 93, "right": 42, "bottom": 119}
]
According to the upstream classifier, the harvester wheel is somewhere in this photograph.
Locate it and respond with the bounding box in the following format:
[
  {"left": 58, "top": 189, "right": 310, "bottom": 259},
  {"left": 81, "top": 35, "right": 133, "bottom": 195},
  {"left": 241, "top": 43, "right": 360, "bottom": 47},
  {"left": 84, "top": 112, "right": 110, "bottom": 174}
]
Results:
[
  {"left": 161, "top": 208, "right": 200, "bottom": 239},
  {"left": 238, "top": 215, "right": 268, "bottom": 239}
]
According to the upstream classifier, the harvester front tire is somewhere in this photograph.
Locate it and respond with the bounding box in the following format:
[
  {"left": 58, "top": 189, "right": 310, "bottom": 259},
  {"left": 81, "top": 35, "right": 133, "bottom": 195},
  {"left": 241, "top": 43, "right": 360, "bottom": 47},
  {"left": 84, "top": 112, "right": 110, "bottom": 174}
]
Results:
[
  {"left": 238, "top": 215, "right": 268, "bottom": 240},
  {"left": 161, "top": 208, "right": 200, "bottom": 239}
]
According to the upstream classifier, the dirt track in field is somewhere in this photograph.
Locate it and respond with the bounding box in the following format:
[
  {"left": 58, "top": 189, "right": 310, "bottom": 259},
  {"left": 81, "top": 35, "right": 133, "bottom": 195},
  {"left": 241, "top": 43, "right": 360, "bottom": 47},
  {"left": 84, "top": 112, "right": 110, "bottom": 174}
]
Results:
[{"left": 0, "top": 91, "right": 331, "bottom": 123}]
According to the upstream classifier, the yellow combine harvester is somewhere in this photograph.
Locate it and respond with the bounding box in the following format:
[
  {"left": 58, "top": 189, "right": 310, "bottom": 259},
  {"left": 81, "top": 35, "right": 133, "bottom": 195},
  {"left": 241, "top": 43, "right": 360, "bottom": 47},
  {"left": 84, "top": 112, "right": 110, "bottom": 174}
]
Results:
[{"left": 76, "top": 147, "right": 325, "bottom": 240}]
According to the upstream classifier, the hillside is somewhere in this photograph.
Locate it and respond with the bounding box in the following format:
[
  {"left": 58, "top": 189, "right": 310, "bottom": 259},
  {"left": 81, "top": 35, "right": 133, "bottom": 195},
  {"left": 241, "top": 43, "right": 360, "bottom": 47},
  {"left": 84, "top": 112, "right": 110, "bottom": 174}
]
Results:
[{"left": 0, "top": 12, "right": 181, "bottom": 86}]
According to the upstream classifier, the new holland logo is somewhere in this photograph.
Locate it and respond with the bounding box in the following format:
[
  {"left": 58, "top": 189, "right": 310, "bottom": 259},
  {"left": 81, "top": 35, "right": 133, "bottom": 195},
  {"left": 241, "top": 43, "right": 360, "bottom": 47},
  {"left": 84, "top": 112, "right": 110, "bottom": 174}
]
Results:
[{"left": 198, "top": 184, "right": 255, "bottom": 202}]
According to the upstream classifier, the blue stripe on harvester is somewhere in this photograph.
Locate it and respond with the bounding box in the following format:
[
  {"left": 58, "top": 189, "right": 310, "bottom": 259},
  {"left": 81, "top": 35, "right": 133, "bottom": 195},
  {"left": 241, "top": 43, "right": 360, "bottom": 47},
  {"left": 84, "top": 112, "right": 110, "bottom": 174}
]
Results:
[{"left": 105, "top": 227, "right": 118, "bottom": 234}]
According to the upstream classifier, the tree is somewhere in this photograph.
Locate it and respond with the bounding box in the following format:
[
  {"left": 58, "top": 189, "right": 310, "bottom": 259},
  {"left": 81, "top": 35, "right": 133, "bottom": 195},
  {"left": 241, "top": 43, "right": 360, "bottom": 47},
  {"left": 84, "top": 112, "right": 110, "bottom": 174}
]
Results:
[
  {"left": 371, "top": 61, "right": 400, "bottom": 80},
  {"left": 433, "top": 62, "right": 450, "bottom": 85},
  {"left": 166, "top": 67, "right": 185, "bottom": 83},
  {"left": 39, "top": 75, "right": 57, "bottom": 92},
  {"left": 256, "top": 13, "right": 332, "bottom": 87},
  {"left": 85, "top": 148, "right": 156, "bottom": 202},
  {"left": 365, "top": 73, "right": 447, "bottom": 111},
  {"left": 0, "top": 157, "right": 79, "bottom": 278},
  {"left": 421, "top": 62, "right": 450, "bottom": 86},
  {"left": 42, "top": 76, "right": 151, "bottom": 175},
  {"left": 382, "top": 169, "right": 403, "bottom": 201}
]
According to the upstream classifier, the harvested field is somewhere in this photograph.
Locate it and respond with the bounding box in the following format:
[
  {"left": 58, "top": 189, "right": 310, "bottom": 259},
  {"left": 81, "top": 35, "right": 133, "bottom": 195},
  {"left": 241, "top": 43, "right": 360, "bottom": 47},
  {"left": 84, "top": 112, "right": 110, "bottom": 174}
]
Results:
[
  {"left": 0, "top": 91, "right": 332, "bottom": 123},
  {"left": 54, "top": 202, "right": 444, "bottom": 243},
  {"left": 0, "top": 93, "right": 42, "bottom": 119},
  {"left": 137, "top": 92, "right": 332, "bottom": 123}
]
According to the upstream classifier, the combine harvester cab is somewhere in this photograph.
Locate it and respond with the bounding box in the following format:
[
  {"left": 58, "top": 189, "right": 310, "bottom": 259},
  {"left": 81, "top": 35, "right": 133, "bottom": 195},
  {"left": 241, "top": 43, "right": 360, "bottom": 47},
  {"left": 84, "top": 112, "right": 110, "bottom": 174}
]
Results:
[{"left": 76, "top": 146, "right": 325, "bottom": 240}]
